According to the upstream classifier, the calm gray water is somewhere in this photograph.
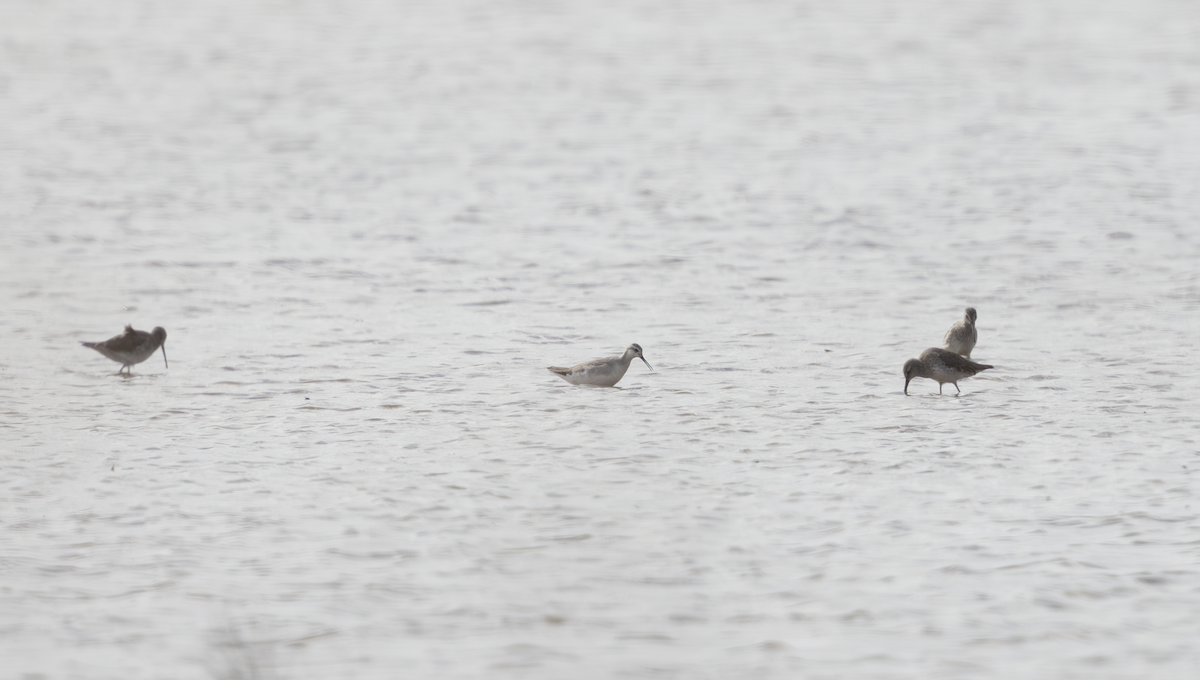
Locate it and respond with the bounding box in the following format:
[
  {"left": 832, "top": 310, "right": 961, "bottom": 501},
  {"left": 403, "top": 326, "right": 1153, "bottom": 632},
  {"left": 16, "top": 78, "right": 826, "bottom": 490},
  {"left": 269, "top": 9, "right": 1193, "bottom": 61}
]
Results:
[{"left": 3, "top": 1, "right": 1199, "bottom": 678}]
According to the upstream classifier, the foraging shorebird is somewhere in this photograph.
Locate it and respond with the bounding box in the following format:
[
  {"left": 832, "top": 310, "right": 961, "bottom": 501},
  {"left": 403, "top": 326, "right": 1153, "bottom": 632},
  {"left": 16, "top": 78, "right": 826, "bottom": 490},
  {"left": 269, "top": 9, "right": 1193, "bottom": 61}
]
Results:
[
  {"left": 943, "top": 307, "right": 978, "bottom": 358},
  {"left": 81, "top": 325, "right": 168, "bottom": 375},
  {"left": 903, "top": 347, "right": 992, "bottom": 395},
  {"left": 548, "top": 343, "right": 652, "bottom": 387}
]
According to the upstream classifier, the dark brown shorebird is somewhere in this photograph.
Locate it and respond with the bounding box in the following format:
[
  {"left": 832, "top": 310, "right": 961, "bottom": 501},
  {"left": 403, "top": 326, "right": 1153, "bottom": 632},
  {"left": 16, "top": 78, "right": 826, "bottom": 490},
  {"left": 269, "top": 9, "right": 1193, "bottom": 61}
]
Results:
[
  {"left": 903, "top": 347, "right": 992, "bottom": 395},
  {"left": 81, "top": 325, "right": 168, "bottom": 375},
  {"left": 942, "top": 307, "right": 978, "bottom": 358}
]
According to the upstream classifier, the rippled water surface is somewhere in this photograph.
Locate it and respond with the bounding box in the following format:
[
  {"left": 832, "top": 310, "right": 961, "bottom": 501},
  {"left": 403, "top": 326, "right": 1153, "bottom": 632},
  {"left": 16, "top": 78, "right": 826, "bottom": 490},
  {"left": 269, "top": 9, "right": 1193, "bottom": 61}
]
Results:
[{"left": 3, "top": 1, "right": 1200, "bottom": 678}]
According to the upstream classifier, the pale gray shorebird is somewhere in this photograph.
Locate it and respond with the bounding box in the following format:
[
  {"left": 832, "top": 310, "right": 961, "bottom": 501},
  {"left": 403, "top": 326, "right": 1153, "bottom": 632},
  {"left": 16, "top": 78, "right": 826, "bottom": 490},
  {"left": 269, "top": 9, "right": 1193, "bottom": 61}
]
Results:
[
  {"left": 81, "top": 325, "right": 168, "bottom": 375},
  {"left": 943, "top": 307, "right": 978, "bottom": 358},
  {"left": 548, "top": 343, "right": 652, "bottom": 387},
  {"left": 903, "top": 347, "right": 992, "bottom": 395}
]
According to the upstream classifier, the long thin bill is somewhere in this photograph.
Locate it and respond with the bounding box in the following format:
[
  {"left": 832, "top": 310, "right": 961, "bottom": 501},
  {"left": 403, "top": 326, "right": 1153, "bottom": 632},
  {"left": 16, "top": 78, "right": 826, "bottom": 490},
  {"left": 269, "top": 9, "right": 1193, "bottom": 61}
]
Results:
[
  {"left": 641, "top": 357, "right": 653, "bottom": 371},
  {"left": 161, "top": 345, "right": 169, "bottom": 369}
]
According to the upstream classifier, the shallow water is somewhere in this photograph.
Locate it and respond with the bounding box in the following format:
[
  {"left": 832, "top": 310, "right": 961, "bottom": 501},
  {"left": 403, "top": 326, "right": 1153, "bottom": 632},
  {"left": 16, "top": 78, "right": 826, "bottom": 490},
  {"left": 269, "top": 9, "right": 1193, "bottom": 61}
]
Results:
[{"left": 2, "top": 1, "right": 1200, "bottom": 678}]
